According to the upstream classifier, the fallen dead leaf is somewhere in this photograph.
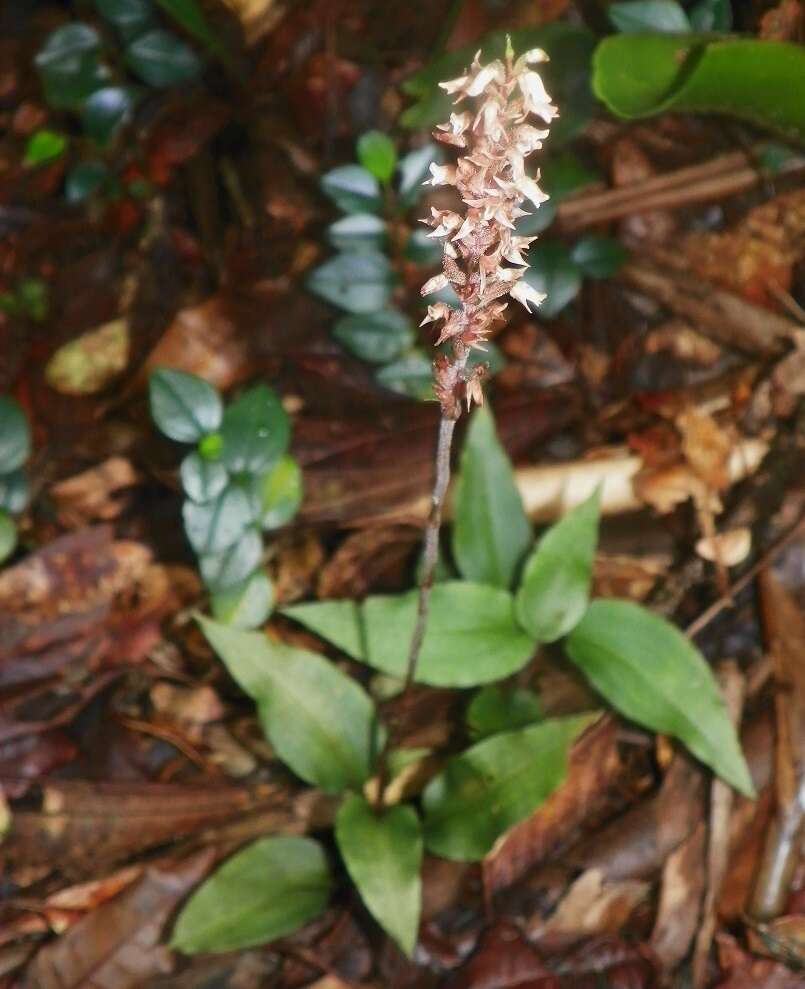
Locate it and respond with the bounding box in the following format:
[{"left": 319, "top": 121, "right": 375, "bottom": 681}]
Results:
[
  {"left": 49, "top": 457, "right": 141, "bottom": 528},
  {"left": 44, "top": 319, "right": 129, "bottom": 395},
  {"left": 696, "top": 528, "right": 752, "bottom": 568}
]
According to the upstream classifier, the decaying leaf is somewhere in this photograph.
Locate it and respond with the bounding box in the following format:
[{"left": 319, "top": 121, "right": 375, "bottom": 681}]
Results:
[{"left": 45, "top": 319, "right": 129, "bottom": 395}]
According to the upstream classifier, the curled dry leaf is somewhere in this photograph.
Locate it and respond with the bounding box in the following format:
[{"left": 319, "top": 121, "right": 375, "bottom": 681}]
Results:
[
  {"left": 696, "top": 528, "right": 752, "bottom": 568},
  {"left": 49, "top": 457, "right": 141, "bottom": 528}
]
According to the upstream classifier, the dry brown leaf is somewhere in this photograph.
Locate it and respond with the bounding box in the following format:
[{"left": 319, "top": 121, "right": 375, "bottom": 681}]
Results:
[
  {"left": 650, "top": 822, "right": 706, "bottom": 970},
  {"left": 696, "top": 528, "right": 752, "bottom": 568},
  {"left": 150, "top": 683, "right": 225, "bottom": 726},
  {"left": 49, "top": 457, "right": 141, "bottom": 528},
  {"left": 676, "top": 406, "right": 732, "bottom": 491}
]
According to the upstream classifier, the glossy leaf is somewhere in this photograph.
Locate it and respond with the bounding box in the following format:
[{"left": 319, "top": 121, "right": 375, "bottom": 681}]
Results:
[
  {"left": 180, "top": 450, "right": 228, "bottom": 503},
  {"left": 199, "top": 617, "right": 381, "bottom": 791},
  {"left": 211, "top": 570, "right": 273, "bottom": 630},
  {"left": 522, "top": 240, "right": 582, "bottom": 318},
  {"left": 404, "top": 227, "right": 443, "bottom": 265},
  {"left": 453, "top": 405, "right": 532, "bottom": 590},
  {"left": 253, "top": 455, "right": 302, "bottom": 530},
  {"left": 0, "top": 512, "right": 17, "bottom": 565},
  {"left": 333, "top": 309, "right": 414, "bottom": 364},
  {"left": 171, "top": 836, "right": 330, "bottom": 953},
  {"left": 149, "top": 368, "right": 222, "bottom": 442},
  {"left": 219, "top": 383, "right": 289, "bottom": 474},
  {"left": 24, "top": 130, "right": 67, "bottom": 166},
  {"left": 154, "top": 0, "right": 234, "bottom": 66},
  {"left": 688, "top": 0, "right": 732, "bottom": 30},
  {"left": 375, "top": 351, "right": 433, "bottom": 400},
  {"left": 335, "top": 795, "right": 422, "bottom": 957},
  {"left": 566, "top": 600, "right": 754, "bottom": 795},
  {"left": 326, "top": 213, "right": 387, "bottom": 252},
  {"left": 94, "top": 0, "right": 156, "bottom": 41},
  {"left": 608, "top": 0, "right": 690, "bottom": 32},
  {"left": 466, "top": 685, "right": 542, "bottom": 739},
  {"left": 320, "top": 165, "right": 381, "bottom": 214},
  {"left": 570, "top": 235, "right": 628, "bottom": 279},
  {"left": 126, "top": 29, "right": 202, "bottom": 87},
  {"left": 283, "top": 582, "right": 535, "bottom": 688},
  {"left": 0, "top": 397, "right": 31, "bottom": 473},
  {"left": 183, "top": 483, "right": 252, "bottom": 555},
  {"left": 515, "top": 489, "right": 600, "bottom": 643},
  {"left": 396, "top": 143, "right": 442, "bottom": 207},
  {"left": 199, "top": 527, "right": 262, "bottom": 592},
  {"left": 307, "top": 251, "right": 393, "bottom": 314},
  {"left": 35, "top": 24, "right": 107, "bottom": 110},
  {"left": 357, "top": 131, "right": 397, "bottom": 183},
  {"left": 65, "top": 160, "right": 111, "bottom": 202},
  {"left": 82, "top": 86, "right": 138, "bottom": 144},
  {"left": 423, "top": 714, "right": 596, "bottom": 860},
  {"left": 592, "top": 36, "right": 805, "bottom": 143},
  {"left": 0, "top": 470, "right": 29, "bottom": 514}
]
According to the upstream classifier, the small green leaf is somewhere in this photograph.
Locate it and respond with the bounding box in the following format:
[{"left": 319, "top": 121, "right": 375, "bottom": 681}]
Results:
[
  {"left": 326, "top": 213, "right": 387, "bottom": 252},
  {"left": 81, "top": 86, "right": 138, "bottom": 144},
  {"left": 522, "top": 240, "right": 582, "bottom": 318},
  {"left": 396, "top": 143, "right": 442, "bottom": 207},
  {"left": 515, "top": 489, "right": 600, "bottom": 643},
  {"left": 35, "top": 24, "right": 107, "bottom": 110},
  {"left": 16, "top": 279, "right": 49, "bottom": 322},
  {"left": 570, "top": 235, "right": 628, "bottom": 279},
  {"left": 0, "top": 470, "right": 29, "bottom": 514},
  {"left": 199, "top": 527, "right": 262, "bottom": 592},
  {"left": 333, "top": 309, "right": 414, "bottom": 364},
  {"left": 357, "top": 131, "right": 397, "bottom": 183},
  {"left": 219, "top": 383, "right": 289, "bottom": 475},
  {"left": 149, "top": 367, "right": 222, "bottom": 442},
  {"left": 24, "top": 130, "right": 67, "bottom": 166},
  {"left": 65, "top": 160, "right": 111, "bottom": 202},
  {"left": 453, "top": 405, "right": 532, "bottom": 590},
  {"left": 198, "top": 431, "right": 223, "bottom": 460},
  {"left": 335, "top": 795, "right": 422, "bottom": 957},
  {"left": 423, "top": 714, "right": 596, "bottom": 860},
  {"left": 0, "top": 397, "right": 31, "bottom": 473},
  {"left": 183, "top": 483, "right": 253, "bottom": 555},
  {"left": 283, "top": 582, "right": 535, "bottom": 688},
  {"left": 375, "top": 350, "right": 433, "bottom": 400},
  {"left": 608, "top": 0, "right": 691, "bottom": 32},
  {"left": 211, "top": 569, "right": 273, "bottom": 629},
  {"left": 566, "top": 600, "right": 754, "bottom": 796},
  {"left": 154, "top": 0, "right": 234, "bottom": 68},
  {"left": 199, "top": 617, "right": 382, "bottom": 791},
  {"left": 126, "top": 28, "right": 202, "bottom": 87},
  {"left": 94, "top": 0, "right": 156, "bottom": 41},
  {"left": 0, "top": 512, "right": 17, "bottom": 565},
  {"left": 171, "top": 836, "right": 331, "bottom": 953},
  {"left": 320, "top": 165, "right": 381, "bottom": 214},
  {"left": 180, "top": 450, "right": 228, "bottom": 503},
  {"left": 688, "top": 0, "right": 732, "bottom": 30},
  {"left": 466, "top": 685, "right": 542, "bottom": 739},
  {"left": 253, "top": 455, "right": 302, "bottom": 530},
  {"left": 307, "top": 251, "right": 393, "bottom": 314}
]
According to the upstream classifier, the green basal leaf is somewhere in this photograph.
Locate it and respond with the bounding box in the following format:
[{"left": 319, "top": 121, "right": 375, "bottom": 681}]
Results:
[
  {"left": 357, "top": 131, "right": 397, "bottom": 183},
  {"left": 375, "top": 350, "right": 433, "bottom": 400},
  {"left": 320, "top": 164, "right": 381, "bottom": 214},
  {"left": 515, "top": 489, "right": 600, "bottom": 643},
  {"left": 81, "top": 86, "right": 138, "bottom": 145},
  {"left": 283, "top": 582, "right": 535, "bottom": 688},
  {"left": 307, "top": 251, "right": 394, "bottom": 314},
  {"left": 94, "top": 0, "right": 156, "bottom": 41},
  {"left": 570, "top": 235, "right": 628, "bottom": 279},
  {"left": 35, "top": 24, "right": 108, "bottom": 110},
  {"left": 522, "top": 240, "right": 582, "bottom": 318},
  {"left": 333, "top": 309, "right": 414, "bottom": 365},
  {"left": 335, "top": 795, "right": 422, "bottom": 957},
  {"left": 452, "top": 405, "right": 532, "bottom": 590},
  {"left": 608, "top": 0, "right": 690, "bottom": 33},
  {"left": 65, "top": 160, "right": 111, "bottom": 202},
  {"left": 126, "top": 28, "right": 202, "bottom": 88},
  {"left": 466, "top": 684, "right": 543, "bottom": 739},
  {"left": 0, "top": 512, "right": 17, "bottom": 565},
  {"left": 171, "top": 836, "right": 331, "bottom": 953},
  {"left": 24, "top": 130, "right": 67, "bottom": 166},
  {"left": 199, "top": 617, "right": 382, "bottom": 791},
  {"left": 593, "top": 36, "right": 805, "bottom": 144},
  {"left": 253, "top": 455, "right": 303, "bottom": 530},
  {"left": 423, "top": 714, "right": 597, "bottom": 860},
  {"left": 0, "top": 470, "right": 29, "bottom": 514},
  {"left": 566, "top": 599, "right": 755, "bottom": 796},
  {"left": 218, "top": 383, "right": 289, "bottom": 475},
  {"left": 210, "top": 569, "right": 273, "bottom": 630},
  {"left": 180, "top": 450, "right": 228, "bottom": 503},
  {"left": 0, "top": 397, "right": 31, "bottom": 474},
  {"left": 326, "top": 213, "right": 387, "bottom": 252},
  {"left": 199, "top": 527, "right": 262, "bottom": 592},
  {"left": 183, "top": 482, "right": 252, "bottom": 556},
  {"left": 396, "top": 143, "right": 442, "bottom": 207},
  {"left": 148, "top": 367, "right": 222, "bottom": 443}
]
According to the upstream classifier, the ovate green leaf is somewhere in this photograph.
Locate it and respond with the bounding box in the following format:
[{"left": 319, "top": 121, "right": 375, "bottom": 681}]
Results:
[
  {"left": 357, "top": 131, "right": 397, "bottom": 183},
  {"left": 199, "top": 527, "right": 262, "bottom": 592},
  {"left": 306, "top": 251, "right": 393, "bottom": 314},
  {"left": 210, "top": 569, "right": 273, "bottom": 630},
  {"left": 326, "top": 213, "right": 387, "bottom": 252},
  {"left": 219, "top": 383, "right": 289, "bottom": 474},
  {"left": 24, "top": 130, "right": 67, "bottom": 166},
  {"left": 333, "top": 309, "right": 414, "bottom": 364},
  {"left": 253, "top": 455, "right": 302, "bottom": 530},
  {"left": 180, "top": 450, "right": 228, "bottom": 503},
  {"left": 375, "top": 350, "right": 433, "bottom": 400},
  {"left": 0, "top": 470, "right": 30, "bottom": 514},
  {"left": 183, "top": 483, "right": 252, "bottom": 555},
  {"left": 0, "top": 397, "right": 31, "bottom": 473},
  {"left": 522, "top": 240, "right": 582, "bottom": 318},
  {"left": 466, "top": 684, "right": 542, "bottom": 739},
  {"left": 570, "top": 235, "right": 628, "bottom": 279},
  {"left": 148, "top": 368, "right": 222, "bottom": 442},
  {"left": 608, "top": 0, "right": 690, "bottom": 33},
  {"left": 126, "top": 29, "right": 202, "bottom": 88},
  {"left": 320, "top": 165, "right": 381, "bottom": 214}
]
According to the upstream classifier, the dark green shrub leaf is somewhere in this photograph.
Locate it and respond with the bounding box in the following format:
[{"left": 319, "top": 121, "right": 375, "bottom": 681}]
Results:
[
  {"left": 94, "top": 0, "right": 156, "bottom": 41},
  {"left": 566, "top": 600, "right": 754, "bottom": 795},
  {"left": 541, "top": 151, "right": 599, "bottom": 202},
  {"left": 183, "top": 483, "right": 252, "bottom": 555},
  {"left": 466, "top": 685, "right": 542, "bottom": 739},
  {"left": 396, "top": 143, "right": 442, "bottom": 207},
  {"left": 24, "top": 130, "right": 67, "bottom": 166},
  {"left": 180, "top": 450, "right": 228, "bottom": 503},
  {"left": 453, "top": 405, "right": 532, "bottom": 590},
  {"left": 65, "top": 160, "right": 111, "bottom": 202},
  {"left": 219, "top": 383, "right": 289, "bottom": 474},
  {"left": 210, "top": 569, "right": 273, "bottom": 629},
  {"left": 522, "top": 240, "right": 582, "bottom": 318},
  {"left": 514, "top": 201, "right": 556, "bottom": 236},
  {"left": 570, "top": 235, "right": 628, "bottom": 278},
  {"left": 307, "top": 251, "right": 393, "bottom": 314},
  {"left": 171, "top": 836, "right": 330, "bottom": 953},
  {"left": 283, "top": 581, "right": 535, "bottom": 688},
  {"left": 326, "top": 213, "right": 387, "bottom": 252},
  {"left": 335, "top": 795, "right": 422, "bottom": 957},
  {"left": 126, "top": 28, "right": 202, "bottom": 87},
  {"left": 404, "top": 227, "right": 443, "bottom": 265},
  {"left": 357, "top": 131, "right": 397, "bottom": 183},
  {"left": 0, "top": 470, "right": 30, "bottom": 514},
  {"left": 592, "top": 36, "right": 805, "bottom": 143},
  {"left": 35, "top": 24, "right": 107, "bottom": 110},
  {"left": 375, "top": 351, "right": 433, "bottom": 400},
  {"left": 0, "top": 512, "right": 17, "bottom": 565},
  {"left": 199, "top": 527, "right": 262, "bottom": 592},
  {"left": 81, "top": 86, "right": 138, "bottom": 144},
  {"left": 149, "top": 367, "right": 222, "bottom": 442},
  {"left": 253, "top": 455, "right": 302, "bottom": 530},
  {"left": 155, "top": 0, "right": 235, "bottom": 67},
  {"left": 757, "top": 142, "right": 798, "bottom": 174},
  {"left": 688, "top": 0, "right": 732, "bottom": 30},
  {"left": 333, "top": 309, "right": 414, "bottom": 364},
  {"left": 608, "top": 0, "right": 690, "bottom": 32},
  {"left": 320, "top": 165, "right": 381, "bottom": 214},
  {"left": 199, "top": 617, "right": 381, "bottom": 791},
  {"left": 515, "top": 489, "right": 600, "bottom": 643},
  {"left": 0, "top": 397, "right": 31, "bottom": 473},
  {"left": 423, "top": 714, "right": 597, "bottom": 860}
]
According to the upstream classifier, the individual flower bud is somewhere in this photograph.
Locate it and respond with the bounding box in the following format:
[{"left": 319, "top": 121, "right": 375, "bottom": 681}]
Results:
[{"left": 510, "top": 279, "right": 547, "bottom": 311}]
